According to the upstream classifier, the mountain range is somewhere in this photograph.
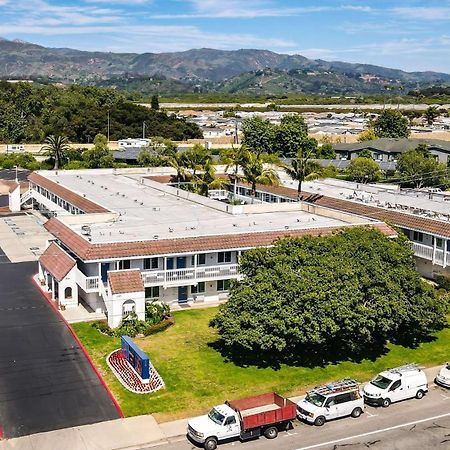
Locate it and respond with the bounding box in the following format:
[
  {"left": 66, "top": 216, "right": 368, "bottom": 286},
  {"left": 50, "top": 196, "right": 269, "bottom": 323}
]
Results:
[{"left": 1, "top": 38, "right": 449, "bottom": 95}]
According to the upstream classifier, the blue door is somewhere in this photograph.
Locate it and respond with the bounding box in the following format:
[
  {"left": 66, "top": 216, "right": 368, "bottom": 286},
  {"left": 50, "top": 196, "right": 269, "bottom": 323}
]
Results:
[
  {"left": 178, "top": 286, "right": 188, "bottom": 303},
  {"left": 176, "top": 257, "right": 186, "bottom": 269},
  {"left": 101, "top": 263, "right": 109, "bottom": 283},
  {"left": 166, "top": 258, "right": 174, "bottom": 270}
]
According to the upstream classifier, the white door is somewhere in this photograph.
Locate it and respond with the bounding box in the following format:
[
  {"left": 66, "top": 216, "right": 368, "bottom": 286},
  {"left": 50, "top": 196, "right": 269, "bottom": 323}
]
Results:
[
  {"left": 388, "top": 380, "right": 404, "bottom": 402},
  {"left": 221, "top": 415, "right": 241, "bottom": 439},
  {"left": 324, "top": 397, "right": 339, "bottom": 420}
]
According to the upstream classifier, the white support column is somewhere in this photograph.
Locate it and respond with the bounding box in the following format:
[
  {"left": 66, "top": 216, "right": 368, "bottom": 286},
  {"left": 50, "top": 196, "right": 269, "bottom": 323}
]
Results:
[
  {"left": 194, "top": 254, "right": 197, "bottom": 279},
  {"left": 163, "top": 257, "right": 167, "bottom": 289},
  {"left": 432, "top": 237, "right": 437, "bottom": 265},
  {"left": 444, "top": 239, "right": 448, "bottom": 268}
]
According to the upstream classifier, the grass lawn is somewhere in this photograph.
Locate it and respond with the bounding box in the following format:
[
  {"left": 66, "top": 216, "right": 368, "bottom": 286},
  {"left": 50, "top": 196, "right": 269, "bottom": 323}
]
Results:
[{"left": 72, "top": 308, "right": 450, "bottom": 422}]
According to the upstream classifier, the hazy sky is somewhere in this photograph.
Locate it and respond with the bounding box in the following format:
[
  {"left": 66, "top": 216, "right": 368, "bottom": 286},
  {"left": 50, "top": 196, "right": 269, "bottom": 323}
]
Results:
[{"left": 1, "top": 0, "right": 450, "bottom": 73}]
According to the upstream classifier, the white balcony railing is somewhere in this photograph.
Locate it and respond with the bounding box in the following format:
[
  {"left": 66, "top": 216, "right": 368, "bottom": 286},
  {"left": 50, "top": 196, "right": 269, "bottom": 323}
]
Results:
[
  {"left": 411, "top": 242, "right": 448, "bottom": 267},
  {"left": 142, "top": 263, "right": 241, "bottom": 287}
]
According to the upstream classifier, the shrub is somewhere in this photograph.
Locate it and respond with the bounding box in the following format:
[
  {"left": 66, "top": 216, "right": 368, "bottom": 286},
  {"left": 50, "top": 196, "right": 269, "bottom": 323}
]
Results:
[{"left": 436, "top": 275, "right": 450, "bottom": 291}]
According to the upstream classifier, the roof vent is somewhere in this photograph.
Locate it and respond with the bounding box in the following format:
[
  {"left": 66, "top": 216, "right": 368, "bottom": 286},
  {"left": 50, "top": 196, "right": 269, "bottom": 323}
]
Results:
[{"left": 153, "top": 235, "right": 159, "bottom": 240}]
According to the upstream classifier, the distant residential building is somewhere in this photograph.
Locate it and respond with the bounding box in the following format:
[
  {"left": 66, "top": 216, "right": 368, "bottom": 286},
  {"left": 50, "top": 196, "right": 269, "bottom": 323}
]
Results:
[
  {"left": 334, "top": 138, "right": 450, "bottom": 164},
  {"left": 118, "top": 138, "right": 151, "bottom": 149}
]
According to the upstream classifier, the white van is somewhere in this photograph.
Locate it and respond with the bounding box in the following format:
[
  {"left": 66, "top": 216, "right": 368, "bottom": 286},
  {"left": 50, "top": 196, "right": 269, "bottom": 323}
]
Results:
[
  {"left": 297, "top": 379, "right": 364, "bottom": 426},
  {"left": 363, "top": 364, "right": 428, "bottom": 407}
]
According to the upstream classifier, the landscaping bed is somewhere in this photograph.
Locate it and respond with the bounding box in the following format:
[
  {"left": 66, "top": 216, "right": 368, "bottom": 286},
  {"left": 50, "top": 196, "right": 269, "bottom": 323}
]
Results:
[{"left": 72, "top": 308, "right": 450, "bottom": 422}]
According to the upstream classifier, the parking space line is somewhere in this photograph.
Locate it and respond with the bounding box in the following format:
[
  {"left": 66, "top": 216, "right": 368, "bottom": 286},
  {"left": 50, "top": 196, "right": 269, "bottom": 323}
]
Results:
[
  {"left": 365, "top": 411, "right": 378, "bottom": 417},
  {"left": 295, "top": 412, "right": 450, "bottom": 450}
]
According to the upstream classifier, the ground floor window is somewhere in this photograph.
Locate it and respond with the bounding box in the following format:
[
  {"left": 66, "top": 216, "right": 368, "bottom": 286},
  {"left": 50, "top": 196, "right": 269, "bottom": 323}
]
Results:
[
  {"left": 145, "top": 286, "right": 160, "bottom": 299},
  {"left": 217, "top": 279, "right": 231, "bottom": 292},
  {"left": 191, "top": 282, "right": 205, "bottom": 294},
  {"left": 64, "top": 287, "right": 72, "bottom": 298}
]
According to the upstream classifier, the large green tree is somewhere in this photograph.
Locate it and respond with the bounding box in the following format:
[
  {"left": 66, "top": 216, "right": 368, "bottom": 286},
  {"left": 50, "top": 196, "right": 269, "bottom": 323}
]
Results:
[
  {"left": 397, "top": 145, "right": 449, "bottom": 188},
  {"left": 242, "top": 116, "right": 276, "bottom": 154},
  {"left": 373, "top": 110, "right": 410, "bottom": 138},
  {"left": 211, "top": 228, "right": 448, "bottom": 361},
  {"left": 347, "top": 156, "right": 382, "bottom": 183},
  {"left": 274, "top": 114, "right": 309, "bottom": 157}
]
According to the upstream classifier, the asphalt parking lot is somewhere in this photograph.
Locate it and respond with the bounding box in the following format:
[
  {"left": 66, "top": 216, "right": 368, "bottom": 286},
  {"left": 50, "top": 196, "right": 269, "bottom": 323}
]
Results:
[{"left": 0, "top": 261, "right": 121, "bottom": 438}]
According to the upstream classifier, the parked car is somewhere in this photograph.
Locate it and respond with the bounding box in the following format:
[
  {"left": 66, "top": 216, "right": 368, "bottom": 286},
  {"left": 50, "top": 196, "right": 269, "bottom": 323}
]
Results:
[
  {"left": 435, "top": 362, "right": 450, "bottom": 388},
  {"left": 296, "top": 379, "right": 364, "bottom": 426},
  {"left": 363, "top": 364, "right": 428, "bottom": 407},
  {"left": 187, "top": 392, "right": 296, "bottom": 450}
]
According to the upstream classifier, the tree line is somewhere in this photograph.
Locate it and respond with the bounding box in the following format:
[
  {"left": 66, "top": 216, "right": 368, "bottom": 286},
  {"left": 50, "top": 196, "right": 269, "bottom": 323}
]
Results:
[{"left": 0, "top": 82, "right": 202, "bottom": 144}]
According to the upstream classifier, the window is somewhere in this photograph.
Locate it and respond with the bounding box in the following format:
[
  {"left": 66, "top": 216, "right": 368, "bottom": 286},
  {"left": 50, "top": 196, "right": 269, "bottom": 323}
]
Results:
[
  {"left": 118, "top": 260, "right": 131, "bottom": 270},
  {"left": 413, "top": 231, "right": 423, "bottom": 242},
  {"left": 191, "top": 254, "right": 206, "bottom": 266},
  {"left": 217, "top": 279, "right": 231, "bottom": 291},
  {"left": 145, "top": 286, "right": 160, "bottom": 299},
  {"left": 218, "top": 251, "right": 232, "bottom": 264},
  {"left": 335, "top": 393, "right": 352, "bottom": 404},
  {"left": 144, "top": 258, "right": 158, "bottom": 270},
  {"left": 224, "top": 416, "right": 236, "bottom": 425},
  {"left": 390, "top": 380, "right": 401, "bottom": 391},
  {"left": 435, "top": 238, "right": 443, "bottom": 248},
  {"left": 191, "top": 282, "right": 205, "bottom": 294}
]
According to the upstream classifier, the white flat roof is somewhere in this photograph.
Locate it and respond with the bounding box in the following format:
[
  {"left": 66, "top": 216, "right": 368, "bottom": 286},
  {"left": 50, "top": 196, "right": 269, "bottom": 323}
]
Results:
[{"left": 40, "top": 171, "right": 359, "bottom": 244}]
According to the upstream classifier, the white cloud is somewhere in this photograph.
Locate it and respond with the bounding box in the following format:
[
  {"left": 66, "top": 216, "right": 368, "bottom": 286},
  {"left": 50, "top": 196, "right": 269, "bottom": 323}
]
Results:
[
  {"left": 150, "top": 0, "right": 372, "bottom": 19},
  {"left": 392, "top": 7, "right": 450, "bottom": 20}
]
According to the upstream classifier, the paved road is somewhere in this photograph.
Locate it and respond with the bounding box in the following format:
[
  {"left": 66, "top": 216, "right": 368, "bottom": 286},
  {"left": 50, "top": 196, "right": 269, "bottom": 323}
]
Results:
[
  {"left": 154, "top": 381, "right": 450, "bottom": 450},
  {"left": 0, "top": 261, "right": 120, "bottom": 438}
]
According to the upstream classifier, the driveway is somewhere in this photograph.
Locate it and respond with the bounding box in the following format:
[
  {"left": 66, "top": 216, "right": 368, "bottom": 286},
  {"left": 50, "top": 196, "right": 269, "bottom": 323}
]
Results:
[{"left": 0, "top": 261, "right": 121, "bottom": 438}]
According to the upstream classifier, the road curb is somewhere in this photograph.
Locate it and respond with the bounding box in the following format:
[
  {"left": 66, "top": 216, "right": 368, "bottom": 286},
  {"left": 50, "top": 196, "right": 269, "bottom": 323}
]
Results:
[{"left": 31, "top": 274, "right": 125, "bottom": 419}]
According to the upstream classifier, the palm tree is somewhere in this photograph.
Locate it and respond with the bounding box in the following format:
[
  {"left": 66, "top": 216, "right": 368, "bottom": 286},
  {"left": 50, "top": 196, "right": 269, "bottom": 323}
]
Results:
[
  {"left": 41, "top": 135, "right": 71, "bottom": 170},
  {"left": 284, "top": 158, "right": 324, "bottom": 200},
  {"left": 167, "top": 153, "right": 188, "bottom": 188},
  {"left": 219, "top": 145, "right": 247, "bottom": 199},
  {"left": 240, "top": 150, "right": 280, "bottom": 202},
  {"left": 283, "top": 138, "right": 319, "bottom": 199},
  {"left": 194, "top": 160, "right": 229, "bottom": 197}
]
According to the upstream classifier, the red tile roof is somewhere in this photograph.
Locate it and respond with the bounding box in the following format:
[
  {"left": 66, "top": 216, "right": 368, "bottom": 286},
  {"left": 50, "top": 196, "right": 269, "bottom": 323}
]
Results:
[
  {"left": 8, "top": 182, "right": 19, "bottom": 193},
  {"left": 234, "top": 182, "right": 450, "bottom": 239},
  {"left": 108, "top": 270, "right": 144, "bottom": 294},
  {"left": 44, "top": 217, "right": 396, "bottom": 261},
  {"left": 28, "top": 172, "right": 109, "bottom": 214},
  {"left": 39, "top": 242, "right": 76, "bottom": 282}
]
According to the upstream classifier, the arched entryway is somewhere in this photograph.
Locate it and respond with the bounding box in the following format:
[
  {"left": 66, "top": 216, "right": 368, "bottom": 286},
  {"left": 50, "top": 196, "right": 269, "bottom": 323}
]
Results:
[
  {"left": 64, "top": 287, "right": 72, "bottom": 299},
  {"left": 122, "top": 300, "right": 136, "bottom": 320}
]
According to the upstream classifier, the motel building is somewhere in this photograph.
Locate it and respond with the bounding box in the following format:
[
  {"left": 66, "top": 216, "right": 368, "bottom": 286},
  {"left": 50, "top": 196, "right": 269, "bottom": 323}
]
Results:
[{"left": 9, "top": 169, "right": 397, "bottom": 328}]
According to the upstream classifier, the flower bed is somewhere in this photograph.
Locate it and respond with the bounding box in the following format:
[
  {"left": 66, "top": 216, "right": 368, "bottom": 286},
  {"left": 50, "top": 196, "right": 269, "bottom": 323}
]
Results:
[{"left": 107, "top": 349, "right": 165, "bottom": 394}]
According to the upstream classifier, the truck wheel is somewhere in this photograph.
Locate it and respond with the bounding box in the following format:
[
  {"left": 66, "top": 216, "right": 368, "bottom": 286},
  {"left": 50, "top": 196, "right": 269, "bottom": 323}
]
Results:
[
  {"left": 264, "top": 426, "right": 278, "bottom": 439},
  {"left": 314, "top": 416, "right": 326, "bottom": 426},
  {"left": 416, "top": 390, "right": 425, "bottom": 399},
  {"left": 351, "top": 407, "right": 363, "bottom": 418},
  {"left": 382, "top": 398, "right": 391, "bottom": 408},
  {"left": 204, "top": 437, "right": 218, "bottom": 450}
]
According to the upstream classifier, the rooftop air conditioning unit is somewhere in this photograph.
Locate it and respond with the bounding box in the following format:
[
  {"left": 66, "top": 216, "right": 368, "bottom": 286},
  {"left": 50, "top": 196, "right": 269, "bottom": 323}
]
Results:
[{"left": 81, "top": 225, "right": 91, "bottom": 236}]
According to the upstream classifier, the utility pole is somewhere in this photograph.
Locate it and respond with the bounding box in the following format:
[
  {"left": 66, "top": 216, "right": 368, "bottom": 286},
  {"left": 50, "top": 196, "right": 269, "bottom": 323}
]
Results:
[
  {"left": 143, "top": 121, "right": 146, "bottom": 139},
  {"left": 15, "top": 165, "right": 18, "bottom": 183}
]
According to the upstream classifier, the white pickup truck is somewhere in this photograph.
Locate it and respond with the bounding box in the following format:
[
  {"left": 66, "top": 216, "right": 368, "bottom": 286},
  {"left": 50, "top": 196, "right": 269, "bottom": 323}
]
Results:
[{"left": 187, "top": 392, "right": 296, "bottom": 450}]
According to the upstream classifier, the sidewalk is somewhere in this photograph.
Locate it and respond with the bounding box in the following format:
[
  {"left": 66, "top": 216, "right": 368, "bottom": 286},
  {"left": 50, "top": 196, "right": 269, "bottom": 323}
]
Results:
[{"left": 0, "top": 366, "right": 441, "bottom": 450}]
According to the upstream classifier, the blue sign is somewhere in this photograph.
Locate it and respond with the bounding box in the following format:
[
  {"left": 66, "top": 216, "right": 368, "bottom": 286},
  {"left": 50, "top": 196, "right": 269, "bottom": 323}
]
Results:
[{"left": 121, "top": 335, "right": 151, "bottom": 380}]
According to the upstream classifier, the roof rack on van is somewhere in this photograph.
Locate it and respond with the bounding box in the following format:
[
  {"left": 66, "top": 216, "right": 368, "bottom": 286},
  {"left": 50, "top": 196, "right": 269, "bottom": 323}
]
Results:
[
  {"left": 388, "top": 363, "right": 420, "bottom": 375},
  {"left": 312, "top": 379, "right": 359, "bottom": 395}
]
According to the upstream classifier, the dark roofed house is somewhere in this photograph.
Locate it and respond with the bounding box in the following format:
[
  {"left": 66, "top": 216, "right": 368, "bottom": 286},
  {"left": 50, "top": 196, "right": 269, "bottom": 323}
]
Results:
[{"left": 333, "top": 138, "right": 450, "bottom": 164}]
